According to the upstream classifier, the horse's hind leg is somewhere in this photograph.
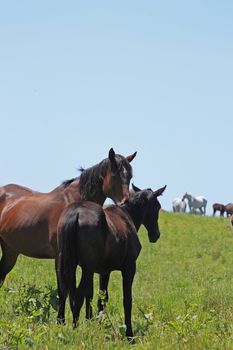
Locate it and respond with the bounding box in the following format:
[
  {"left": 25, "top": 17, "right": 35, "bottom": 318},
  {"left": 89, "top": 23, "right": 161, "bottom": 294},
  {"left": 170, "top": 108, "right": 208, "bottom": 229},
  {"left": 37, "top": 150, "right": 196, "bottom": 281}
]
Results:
[
  {"left": 70, "top": 268, "right": 92, "bottom": 328},
  {"left": 85, "top": 271, "right": 94, "bottom": 319},
  {"left": 202, "top": 206, "right": 206, "bottom": 216},
  {"left": 0, "top": 241, "right": 18, "bottom": 287},
  {"left": 56, "top": 257, "right": 68, "bottom": 325},
  {"left": 67, "top": 267, "right": 78, "bottom": 328},
  {"left": 97, "top": 273, "right": 110, "bottom": 314},
  {"left": 199, "top": 206, "right": 204, "bottom": 215}
]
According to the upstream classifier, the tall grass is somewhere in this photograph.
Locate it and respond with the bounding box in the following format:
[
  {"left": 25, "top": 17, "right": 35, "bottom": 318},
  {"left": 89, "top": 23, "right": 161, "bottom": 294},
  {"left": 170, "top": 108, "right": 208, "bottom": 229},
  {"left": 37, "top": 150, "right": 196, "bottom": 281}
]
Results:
[{"left": 1, "top": 212, "right": 233, "bottom": 349}]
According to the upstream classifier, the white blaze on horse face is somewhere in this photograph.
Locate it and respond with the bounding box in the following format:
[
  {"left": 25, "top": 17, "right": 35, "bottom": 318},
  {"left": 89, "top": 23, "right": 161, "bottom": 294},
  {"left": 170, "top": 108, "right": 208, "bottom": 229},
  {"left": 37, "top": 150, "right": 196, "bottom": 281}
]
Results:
[{"left": 122, "top": 166, "right": 130, "bottom": 184}]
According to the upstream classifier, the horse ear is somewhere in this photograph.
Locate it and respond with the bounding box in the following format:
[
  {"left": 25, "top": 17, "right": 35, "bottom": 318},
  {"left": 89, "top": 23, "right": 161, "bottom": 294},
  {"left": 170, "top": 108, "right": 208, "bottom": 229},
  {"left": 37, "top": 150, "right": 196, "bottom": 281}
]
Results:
[
  {"left": 154, "top": 185, "right": 167, "bottom": 197},
  {"left": 126, "top": 151, "right": 137, "bottom": 163},
  {"left": 108, "top": 148, "right": 115, "bottom": 159},
  {"left": 108, "top": 148, "right": 117, "bottom": 172},
  {"left": 132, "top": 183, "right": 141, "bottom": 192}
]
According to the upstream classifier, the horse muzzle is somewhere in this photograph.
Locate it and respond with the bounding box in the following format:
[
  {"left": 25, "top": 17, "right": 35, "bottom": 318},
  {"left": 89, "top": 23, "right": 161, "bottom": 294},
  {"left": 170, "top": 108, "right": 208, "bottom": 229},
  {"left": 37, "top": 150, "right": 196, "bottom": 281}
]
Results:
[{"left": 149, "top": 229, "right": 160, "bottom": 243}]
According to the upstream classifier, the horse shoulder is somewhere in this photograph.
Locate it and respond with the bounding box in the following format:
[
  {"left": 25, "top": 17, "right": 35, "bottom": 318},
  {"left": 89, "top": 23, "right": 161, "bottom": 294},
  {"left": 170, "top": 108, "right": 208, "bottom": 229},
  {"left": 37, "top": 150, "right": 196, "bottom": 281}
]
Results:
[
  {"left": 127, "top": 227, "right": 141, "bottom": 261},
  {"left": 104, "top": 206, "right": 140, "bottom": 264}
]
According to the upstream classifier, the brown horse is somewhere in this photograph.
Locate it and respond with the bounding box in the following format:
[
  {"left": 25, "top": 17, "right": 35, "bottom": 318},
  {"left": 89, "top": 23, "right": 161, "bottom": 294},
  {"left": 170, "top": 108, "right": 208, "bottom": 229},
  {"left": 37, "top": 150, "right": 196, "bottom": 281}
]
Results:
[
  {"left": 0, "top": 148, "right": 136, "bottom": 287},
  {"left": 212, "top": 203, "right": 226, "bottom": 217},
  {"left": 57, "top": 184, "right": 166, "bottom": 338},
  {"left": 225, "top": 203, "right": 233, "bottom": 217}
]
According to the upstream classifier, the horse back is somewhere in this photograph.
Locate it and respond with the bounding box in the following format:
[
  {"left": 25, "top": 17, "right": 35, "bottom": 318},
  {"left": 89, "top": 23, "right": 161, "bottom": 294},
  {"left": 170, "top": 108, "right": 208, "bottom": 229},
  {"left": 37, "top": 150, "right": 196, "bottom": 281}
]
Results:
[{"left": 2, "top": 183, "right": 34, "bottom": 196}]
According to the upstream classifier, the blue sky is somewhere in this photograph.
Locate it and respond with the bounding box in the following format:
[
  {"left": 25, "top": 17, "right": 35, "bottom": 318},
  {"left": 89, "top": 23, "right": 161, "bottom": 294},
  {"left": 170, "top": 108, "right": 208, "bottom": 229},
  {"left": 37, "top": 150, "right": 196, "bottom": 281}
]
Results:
[{"left": 1, "top": 1, "right": 233, "bottom": 214}]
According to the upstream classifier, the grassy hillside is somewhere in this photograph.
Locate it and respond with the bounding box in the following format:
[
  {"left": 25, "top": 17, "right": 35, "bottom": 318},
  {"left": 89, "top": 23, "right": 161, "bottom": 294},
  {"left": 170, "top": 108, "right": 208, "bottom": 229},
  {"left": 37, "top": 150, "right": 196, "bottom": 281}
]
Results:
[{"left": 1, "top": 212, "right": 233, "bottom": 349}]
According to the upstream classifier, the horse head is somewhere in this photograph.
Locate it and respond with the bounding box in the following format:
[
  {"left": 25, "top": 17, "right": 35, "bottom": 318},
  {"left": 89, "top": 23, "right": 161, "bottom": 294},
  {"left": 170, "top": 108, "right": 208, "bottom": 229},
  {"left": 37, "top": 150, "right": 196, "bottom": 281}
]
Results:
[
  {"left": 102, "top": 148, "right": 137, "bottom": 205},
  {"left": 130, "top": 184, "right": 166, "bottom": 243},
  {"left": 182, "top": 192, "right": 190, "bottom": 201}
]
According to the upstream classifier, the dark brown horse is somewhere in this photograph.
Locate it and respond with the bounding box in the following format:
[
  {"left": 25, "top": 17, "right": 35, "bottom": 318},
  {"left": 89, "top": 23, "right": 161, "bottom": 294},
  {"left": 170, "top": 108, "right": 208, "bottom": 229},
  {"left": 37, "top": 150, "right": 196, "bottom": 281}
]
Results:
[
  {"left": 57, "top": 184, "right": 166, "bottom": 338},
  {"left": 225, "top": 203, "right": 233, "bottom": 217},
  {"left": 212, "top": 203, "right": 226, "bottom": 217},
  {"left": 0, "top": 148, "right": 136, "bottom": 287}
]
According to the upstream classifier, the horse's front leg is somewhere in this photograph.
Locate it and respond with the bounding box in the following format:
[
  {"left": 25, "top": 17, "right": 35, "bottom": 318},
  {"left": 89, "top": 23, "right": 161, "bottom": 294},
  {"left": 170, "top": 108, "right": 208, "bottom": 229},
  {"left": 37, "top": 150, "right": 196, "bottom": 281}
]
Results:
[
  {"left": 121, "top": 262, "right": 136, "bottom": 339},
  {"left": 97, "top": 273, "right": 111, "bottom": 314}
]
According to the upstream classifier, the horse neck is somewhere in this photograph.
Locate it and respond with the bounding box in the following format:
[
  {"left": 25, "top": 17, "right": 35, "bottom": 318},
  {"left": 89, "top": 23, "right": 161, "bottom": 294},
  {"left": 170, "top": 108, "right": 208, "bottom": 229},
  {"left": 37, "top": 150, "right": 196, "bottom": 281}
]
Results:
[
  {"left": 53, "top": 176, "right": 106, "bottom": 206},
  {"left": 84, "top": 190, "right": 106, "bottom": 206},
  {"left": 78, "top": 162, "right": 107, "bottom": 206},
  {"left": 122, "top": 202, "right": 143, "bottom": 232},
  {"left": 186, "top": 195, "right": 193, "bottom": 204},
  {"left": 51, "top": 178, "right": 81, "bottom": 203}
]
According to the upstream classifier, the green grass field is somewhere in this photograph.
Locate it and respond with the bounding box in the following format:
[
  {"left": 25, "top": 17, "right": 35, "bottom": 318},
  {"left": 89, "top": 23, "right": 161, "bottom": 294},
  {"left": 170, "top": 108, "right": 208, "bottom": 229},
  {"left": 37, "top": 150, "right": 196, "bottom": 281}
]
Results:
[{"left": 1, "top": 212, "right": 233, "bottom": 349}]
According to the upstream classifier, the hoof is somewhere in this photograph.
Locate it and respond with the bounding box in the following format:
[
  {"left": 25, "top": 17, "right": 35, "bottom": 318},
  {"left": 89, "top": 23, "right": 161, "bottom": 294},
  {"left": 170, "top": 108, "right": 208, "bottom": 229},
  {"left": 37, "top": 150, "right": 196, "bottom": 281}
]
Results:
[
  {"left": 57, "top": 318, "right": 65, "bottom": 325},
  {"left": 127, "top": 336, "right": 135, "bottom": 344}
]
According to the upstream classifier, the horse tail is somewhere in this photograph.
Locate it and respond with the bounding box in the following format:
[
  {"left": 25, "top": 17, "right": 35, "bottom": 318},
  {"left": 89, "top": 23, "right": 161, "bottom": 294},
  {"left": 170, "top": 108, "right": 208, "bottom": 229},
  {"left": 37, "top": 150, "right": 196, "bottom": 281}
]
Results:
[{"left": 58, "top": 205, "right": 80, "bottom": 292}]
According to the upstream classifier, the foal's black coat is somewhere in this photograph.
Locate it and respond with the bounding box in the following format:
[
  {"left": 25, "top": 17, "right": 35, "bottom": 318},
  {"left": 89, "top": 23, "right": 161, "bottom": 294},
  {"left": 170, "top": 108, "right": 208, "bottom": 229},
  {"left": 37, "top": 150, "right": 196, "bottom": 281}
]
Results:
[{"left": 57, "top": 184, "right": 166, "bottom": 338}]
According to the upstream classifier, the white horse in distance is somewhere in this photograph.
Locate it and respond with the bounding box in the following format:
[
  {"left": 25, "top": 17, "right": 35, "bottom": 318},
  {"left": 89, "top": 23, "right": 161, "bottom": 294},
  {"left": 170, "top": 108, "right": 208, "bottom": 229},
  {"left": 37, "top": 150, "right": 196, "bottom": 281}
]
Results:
[
  {"left": 172, "top": 197, "right": 187, "bottom": 213},
  {"left": 182, "top": 192, "right": 207, "bottom": 215}
]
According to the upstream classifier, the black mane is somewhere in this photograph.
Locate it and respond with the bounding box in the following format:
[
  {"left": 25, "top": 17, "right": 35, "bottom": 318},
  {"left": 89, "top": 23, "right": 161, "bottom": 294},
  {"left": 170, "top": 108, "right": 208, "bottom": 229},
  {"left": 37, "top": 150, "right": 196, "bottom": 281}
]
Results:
[
  {"left": 78, "top": 159, "right": 109, "bottom": 200},
  {"left": 78, "top": 167, "right": 85, "bottom": 173},
  {"left": 62, "top": 178, "right": 78, "bottom": 188}
]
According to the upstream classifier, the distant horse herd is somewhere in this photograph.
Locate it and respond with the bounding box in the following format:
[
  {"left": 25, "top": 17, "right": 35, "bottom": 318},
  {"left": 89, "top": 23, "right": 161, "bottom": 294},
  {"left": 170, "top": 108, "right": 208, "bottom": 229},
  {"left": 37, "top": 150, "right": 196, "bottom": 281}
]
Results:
[
  {"left": 1, "top": 148, "right": 232, "bottom": 340},
  {"left": 172, "top": 193, "right": 233, "bottom": 224},
  {"left": 172, "top": 192, "right": 207, "bottom": 215}
]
